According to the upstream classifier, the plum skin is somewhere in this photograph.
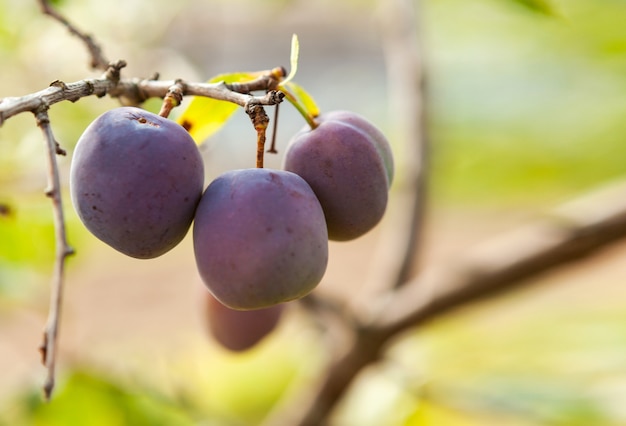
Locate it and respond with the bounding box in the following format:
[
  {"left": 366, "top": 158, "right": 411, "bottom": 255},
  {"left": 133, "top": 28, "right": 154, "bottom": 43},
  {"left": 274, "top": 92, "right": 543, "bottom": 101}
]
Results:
[
  {"left": 283, "top": 111, "right": 392, "bottom": 241},
  {"left": 316, "top": 110, "right": 394, "bottom": 186},
  {"left": 193, "top": 168, "right": 328, "bottom": 310},
  {"left": 205, "top": 292, "right": 284, "bottom": 352},
  {"left": 70, "top": 107, "right": 205, "bottom": 259}
]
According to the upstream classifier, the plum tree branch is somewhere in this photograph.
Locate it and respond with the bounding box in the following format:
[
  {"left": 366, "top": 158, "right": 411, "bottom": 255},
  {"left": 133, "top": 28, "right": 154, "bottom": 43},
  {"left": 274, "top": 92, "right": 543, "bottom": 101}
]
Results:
[
  {"left": 371, "top": 179, "right": 626, "bottom": 334},
  {"left": 34, "top": 106, "right": 75, "bottom": 400},
  {"left": 278, "top": 178, "right": 626, "bottom": 425},
  {"left": 380, "top": 0, "right": 429, "bottom": 289},
  {"left": 38, "top": 0, "right": 109, "bottom": 70},
  {"left": 0, "top": 68, "right": 284, "bottom": 127}
]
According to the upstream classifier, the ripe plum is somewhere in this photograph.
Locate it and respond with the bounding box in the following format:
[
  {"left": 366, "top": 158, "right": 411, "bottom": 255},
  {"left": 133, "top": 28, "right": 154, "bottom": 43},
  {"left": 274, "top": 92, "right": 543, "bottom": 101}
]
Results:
[
  {"left": 70, "top": 107, "right": 204, "bottom": 259},
  {"left": 316, "top": 110, "right": 394, "bottom": 185},
  {"left": 193, "top": 168, "right": 328, "bottom": 310},
  {"left": 205, "top": 292, "right": 284, "bottom": 352},
  {"left": 283, "top": 111, "right": 393, "bottom": 241}
]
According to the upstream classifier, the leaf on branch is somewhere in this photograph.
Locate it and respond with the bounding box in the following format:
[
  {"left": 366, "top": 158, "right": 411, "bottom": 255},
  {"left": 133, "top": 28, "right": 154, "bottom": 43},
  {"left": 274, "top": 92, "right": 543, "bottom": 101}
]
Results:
[
  {"left": 276, "top": 34, "right": 321, "bottom": 124},
  {"left": 507, "top": 0, "right": 555, "bottom": 15},
  {"left": 283, "top": 81, "right": 321, "bottom": 118},
  {"left": 176, "top": 72, "right": 258, "bottom": 145},
  {"left": 176, "top": 34, "right": 313, "bottom": 142}
]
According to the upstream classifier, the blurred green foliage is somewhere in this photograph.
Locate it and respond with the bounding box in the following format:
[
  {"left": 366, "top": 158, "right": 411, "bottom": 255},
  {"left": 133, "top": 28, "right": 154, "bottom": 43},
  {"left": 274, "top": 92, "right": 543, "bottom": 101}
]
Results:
[
  {"left": 2, "top": 371, "right": 196, "bottom": 426},
  {"left": 426, "top": 0, "right": 626, "bottom": 205},
  {"left": 509, "top": 0, "right": 555, "bottom": 15},
  {"left": 0, "top": 324, "right": 321, "bottom": 426}
]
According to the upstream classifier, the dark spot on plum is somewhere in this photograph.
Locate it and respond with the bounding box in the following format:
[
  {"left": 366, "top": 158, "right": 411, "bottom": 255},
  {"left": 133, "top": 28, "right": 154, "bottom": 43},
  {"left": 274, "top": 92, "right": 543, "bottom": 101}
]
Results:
[
  {"left": 322, "top": 158, "right": 334, "bottom": 178},
  {"left": 127, "top": 112, "right": 160, "bottom": 127}
]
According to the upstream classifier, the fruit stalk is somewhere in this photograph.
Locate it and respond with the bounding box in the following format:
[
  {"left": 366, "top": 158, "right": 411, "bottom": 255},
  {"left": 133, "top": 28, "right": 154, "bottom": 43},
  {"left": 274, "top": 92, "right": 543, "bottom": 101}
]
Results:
[
  {"left": 246, "top": 103, "right": 270, "bottom": 168},
  {"left": 279, "top": 87, "right": 318, "bottom": 130},
  {"left": 158, "top": 80, "right": 185, "bottom": 118}
]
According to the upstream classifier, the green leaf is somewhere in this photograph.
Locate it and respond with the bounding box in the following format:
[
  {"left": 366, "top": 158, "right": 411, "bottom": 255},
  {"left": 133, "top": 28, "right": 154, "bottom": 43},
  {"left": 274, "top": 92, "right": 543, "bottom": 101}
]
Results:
[
  {"left": 283, "top": 81, "right": 321, "bottom": 119},
  {"left": 176, "top": 72, "right": 257, "bottom": 145},
  {"left": 10, "top": 370, "right": 196, "bottom": 426},
  {"left": 508, "top": 0, "right": 554, "bottom": 15}
]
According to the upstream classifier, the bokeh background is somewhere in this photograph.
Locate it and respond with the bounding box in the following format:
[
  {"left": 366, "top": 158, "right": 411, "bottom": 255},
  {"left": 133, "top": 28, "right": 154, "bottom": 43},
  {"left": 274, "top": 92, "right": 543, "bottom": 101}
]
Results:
[{"left": 2, "top": 0, "right": 626, "bottom": 424}]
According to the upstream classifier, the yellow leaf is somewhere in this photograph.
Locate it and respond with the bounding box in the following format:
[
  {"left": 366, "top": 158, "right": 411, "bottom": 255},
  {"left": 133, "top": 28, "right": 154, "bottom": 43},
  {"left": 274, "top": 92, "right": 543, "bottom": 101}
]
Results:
[{"left": 284, "top": 81, "right": 320, "bottom": 118}]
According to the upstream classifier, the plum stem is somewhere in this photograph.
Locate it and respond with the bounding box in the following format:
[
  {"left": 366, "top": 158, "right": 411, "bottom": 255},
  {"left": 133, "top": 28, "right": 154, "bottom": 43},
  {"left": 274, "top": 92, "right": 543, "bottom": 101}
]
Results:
[
  {"left": 246, "top": 103, "right": 270, "bottom": 168},
  {"left": 267, "top": 103, "right": 280, "bottom": 154},
  {"left": 158, "top": 80, "right": 185, "bottom": 118},
  {"left": 279, "top": 87, "right": 319, "bottom": 130}
]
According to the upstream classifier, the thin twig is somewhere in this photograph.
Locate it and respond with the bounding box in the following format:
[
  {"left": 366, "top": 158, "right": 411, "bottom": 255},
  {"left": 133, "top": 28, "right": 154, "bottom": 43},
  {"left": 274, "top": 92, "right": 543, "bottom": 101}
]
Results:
[
  {"left": 38, "top": 0, "right": 109, "bottom": 71},
  {"left": 226, "top": 66, "right": 285, "bottom": 94},
  {"left": 34, "top": 106, "right": 74, "bottom": 400},
  {"left": 267, "top": 103, "right": 280, "bottom": 154}
]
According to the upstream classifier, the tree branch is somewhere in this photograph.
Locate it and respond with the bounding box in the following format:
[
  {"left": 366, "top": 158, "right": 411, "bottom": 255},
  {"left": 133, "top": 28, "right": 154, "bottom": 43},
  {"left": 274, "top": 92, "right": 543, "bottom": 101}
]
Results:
[
  {"left": 380, "top": 0, "right": 429, "bottom": 289},
  {"left": 280, "top": 178, "right": 626, "bottom": 425},
  {"left": 351, "top": 0, "right": 429, "bottom": 312},
  {"left": 0, "top": 69, "right": 285, "bottom": 127},
  {"left": 34, "top": 106, "right": 75, "bottom": 400},
  {"left": 372, "top": 179, "right": 626, "bottom": 334},
  {"left": 38, "top": 0, "right": 110, "bottom": 70}
]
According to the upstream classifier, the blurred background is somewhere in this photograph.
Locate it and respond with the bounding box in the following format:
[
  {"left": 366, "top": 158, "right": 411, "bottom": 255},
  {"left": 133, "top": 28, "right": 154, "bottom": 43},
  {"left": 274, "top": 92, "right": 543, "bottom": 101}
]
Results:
[{"left": 2, "top": 0, "right": 626, "bottom": 424}]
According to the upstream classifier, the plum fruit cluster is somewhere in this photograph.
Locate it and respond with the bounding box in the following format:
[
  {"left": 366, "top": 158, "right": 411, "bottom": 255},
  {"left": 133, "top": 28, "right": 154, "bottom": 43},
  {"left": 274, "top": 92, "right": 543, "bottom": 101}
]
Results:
[{"left": 70, "top": 107, "right": 393, "bottom": 351}]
